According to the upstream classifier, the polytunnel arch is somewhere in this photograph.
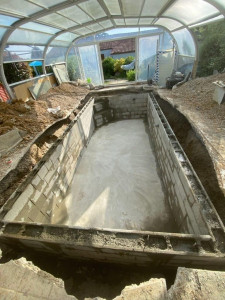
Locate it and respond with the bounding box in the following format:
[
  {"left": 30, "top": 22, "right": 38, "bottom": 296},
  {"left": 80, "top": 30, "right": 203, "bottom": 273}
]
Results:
[
  {"left": 0, "top": 0, "right": 225, "bottom": 284},
  {"left": 0, "top": 0, "right": 223, "bottom": 98}
]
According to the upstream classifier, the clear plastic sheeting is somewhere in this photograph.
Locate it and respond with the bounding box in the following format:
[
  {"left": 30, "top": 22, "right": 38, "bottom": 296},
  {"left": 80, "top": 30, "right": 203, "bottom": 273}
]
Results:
[
  {"left": 76, "top": 36, "right": 95, "bottom": 45},
  {"left": 78, "top": 44, "right": 102, "bottom": 85},
  {"left": 51, "top": 32, "right": 78, "bottom": 47},
  {"left": 159, "top": 32, "right": 174, "bottom": 51},
  {"left": 141, "top": 0, "right": 168, "bottom": 16},
  {"left": 37, "top": 13, "right": 78, "bottom": 29},
  {"left": 155, "top": 18, "right": 183, "bottom": 31},
  {"left": 103, "top": 0, "right": 121, "bottom": 15},
  {"left": 8, "top": 29, "right": 52, "bottom": 45},
  {"left": 163, "top": 0, "right": 219, "bottom": 25},
  {"left": 137, "top": 35, "right": 159, "bottom": 81},
  {"left": 67, "top": 47, "right": 83, "bottom": 81},
  {"left": 0, "top": 0, "right": 42, "bottom": 17},
  {"left": 176, "top": 55, "right": 195, "bottom": 75},
  {"left": 189, "top": 15, "right": 224, "bottom": 28},
  {"left": 0, "top": 28, "right": 7, "bottom": 40},
  {"left": 139, "top": 27, "right": 163, "bottom": 35},
  {"left": 122, "top": 0, "right": 144, "bottom": 16},
  {"left": 139, "top": 18, "right": 154, "bottom": 25},
  {"left": 59, "top": 5, "right": 92, "bottom": 24},
  {"left": 20, "top": 22, "right": 60, "bottom": 34},
  {"left": 3, "top": 45, "right": 44, "bottom": 62},
  {"left": 114, "top": 19, "right": 125, "bottom": 26},
  {"left": 78, "top": 0, "right": 106, "bottom": 19},
  {"left": 95, "top": 28, "right": 139, "bottom": 41},
  {"left": 98, "top": 20, "right": 113, "bottom": 29},
  {"left": 29, "top": 0, "right": 65, "bottom": 8},
  {"left": 73, "top": 28, "right": 93, "bottom": 36},
  {"left": 45, "top": 47, "right": 68, "bottom": 65},
  {"left": 125, "top": 19, "right": 139, "bottom": 26},
  {"left": 172, "top": 28, "right": 196, "bottom": 56},
  {"left": 0, "top": 14, "right": 19, "bottom": 26}
]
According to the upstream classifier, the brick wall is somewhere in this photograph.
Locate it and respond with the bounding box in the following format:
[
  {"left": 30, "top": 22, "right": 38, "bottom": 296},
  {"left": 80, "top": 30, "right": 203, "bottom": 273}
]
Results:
[{"left": 3, "top": 99, "right": 95, "bottom": 223}]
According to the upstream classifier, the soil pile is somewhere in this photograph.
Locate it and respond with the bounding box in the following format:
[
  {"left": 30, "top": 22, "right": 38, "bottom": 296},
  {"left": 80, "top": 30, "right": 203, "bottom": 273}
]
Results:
[
  {"left": 172, "top": 73, "right": 225, "bottom": 127},
  {"left": 158, "top": 72, "right": 225, "bottom": 203},
  {"left": 0, "top": 83, "right": 89, "bottom": 137}
]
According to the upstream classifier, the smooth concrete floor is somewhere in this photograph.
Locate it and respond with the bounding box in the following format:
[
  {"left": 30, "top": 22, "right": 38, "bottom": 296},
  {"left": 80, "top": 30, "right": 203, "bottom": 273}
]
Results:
[{"left": 52, "top": 120, "right": 177, "bottom": 232}]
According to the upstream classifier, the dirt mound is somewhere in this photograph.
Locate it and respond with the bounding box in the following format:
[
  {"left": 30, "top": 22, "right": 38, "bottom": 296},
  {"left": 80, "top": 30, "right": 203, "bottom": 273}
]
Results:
[
  {"left": 173, "top": 73, "right": 225, "bottom": 124},
  {"left": 0, "top": 83, "right": 89, "bottom": 137}
]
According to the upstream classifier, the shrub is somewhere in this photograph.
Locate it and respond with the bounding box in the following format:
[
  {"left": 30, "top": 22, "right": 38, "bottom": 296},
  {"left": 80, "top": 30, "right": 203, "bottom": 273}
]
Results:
[
  {"left": 67, "top": 56, "right": 81, "bottom": 81},
  {"left": 124, "top": 56, "right": 134, "bottom": 65},
  {"left": 114, "top": 58, "right": 126, "bottom": 78},
  {"left": 102, "top": 56, "right": 115, "bottom": 79},
  {"left": 127, "top": 70, "right": 135, "bottom": 81}
]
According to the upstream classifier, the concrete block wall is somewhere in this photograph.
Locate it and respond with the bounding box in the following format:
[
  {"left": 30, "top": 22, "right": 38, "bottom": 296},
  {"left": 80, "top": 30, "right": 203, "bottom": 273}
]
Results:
[
  {"left": 1, "top": 221, "right": 224, "bottom": 269},
  {"left": 147, "top": 94, "right": 209, "bottom": 235},
  {"left": 109, "top": 94, "right": 148, "bottom": 120},
  {"left": 93, "top": 94, "right": 148, "bottom": 128},
  {"left": 3, "top": 99, "right": 95, "bottom": 224}
]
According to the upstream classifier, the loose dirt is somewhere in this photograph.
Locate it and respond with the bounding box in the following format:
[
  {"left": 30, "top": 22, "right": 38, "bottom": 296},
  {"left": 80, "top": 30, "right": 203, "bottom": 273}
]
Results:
[
  {"left": 157, "top": 72, "right": 225, "bottom": 221},
  {"left": 0, "top": 83, "right": 90, "bottom": 206}
]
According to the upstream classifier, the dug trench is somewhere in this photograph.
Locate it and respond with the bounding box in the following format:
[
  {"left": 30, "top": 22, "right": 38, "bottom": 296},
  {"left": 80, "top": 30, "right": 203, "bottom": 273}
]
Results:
[
  {"left": 0, "top": 90, "right": 225, "bottom": 299},
  {"left": 155, "top": 93, "right": 225, "bottom": 225}
]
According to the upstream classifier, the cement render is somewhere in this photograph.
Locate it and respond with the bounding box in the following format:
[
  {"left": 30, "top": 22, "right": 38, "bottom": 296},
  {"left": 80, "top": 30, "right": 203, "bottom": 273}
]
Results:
[{"left": 52, "top": 119, "right": 177, "bottom": 232}]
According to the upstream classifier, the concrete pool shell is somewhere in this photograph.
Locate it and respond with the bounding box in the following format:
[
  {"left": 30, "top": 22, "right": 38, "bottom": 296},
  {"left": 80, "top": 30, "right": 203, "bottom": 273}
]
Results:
[{"left": 0, "top": 92, "right": 225, "bottom": 269}]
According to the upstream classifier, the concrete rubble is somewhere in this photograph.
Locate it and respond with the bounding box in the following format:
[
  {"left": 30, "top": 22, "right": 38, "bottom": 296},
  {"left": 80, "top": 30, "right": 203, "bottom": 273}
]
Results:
[
  {"left": 0, "top": 257, "right": 76, "bottom": 299},
  {"left": 0, "top": 257, "right": 225, "bottom": 299},
  {"left": 113, "top": 278, "right": 167, "bottom": 300},
  {"left": 168, "top": 267, "right": 225, "bottom": 300},
  {"left": 0, "top": 128, "right": 26, "bottom": 157}
]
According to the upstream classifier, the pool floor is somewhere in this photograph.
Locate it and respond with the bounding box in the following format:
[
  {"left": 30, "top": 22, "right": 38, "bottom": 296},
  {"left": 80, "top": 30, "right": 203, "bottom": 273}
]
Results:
[{"left": 52, "top": 120, "right": 177, "bottom": 232}]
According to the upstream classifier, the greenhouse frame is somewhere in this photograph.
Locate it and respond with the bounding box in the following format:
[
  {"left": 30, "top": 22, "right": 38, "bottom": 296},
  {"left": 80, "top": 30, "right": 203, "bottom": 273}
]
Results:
[{"left": 0, "top": 0, "right": 224, "bottom": 98}]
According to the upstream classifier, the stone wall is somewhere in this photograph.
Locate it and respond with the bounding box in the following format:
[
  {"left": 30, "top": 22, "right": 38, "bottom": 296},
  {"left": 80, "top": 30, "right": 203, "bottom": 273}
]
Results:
[{"left": 2, "top": 99, "right": 95, "bottom": 224}]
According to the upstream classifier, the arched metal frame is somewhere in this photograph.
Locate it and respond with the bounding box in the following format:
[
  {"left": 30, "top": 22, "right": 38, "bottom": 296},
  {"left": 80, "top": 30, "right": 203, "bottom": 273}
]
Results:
[
  {"left": 65, "top": 24, "right": 181, "bottom": 84},
  {"left": 0, "top": 0, "right": 223, "bottom": 98}
]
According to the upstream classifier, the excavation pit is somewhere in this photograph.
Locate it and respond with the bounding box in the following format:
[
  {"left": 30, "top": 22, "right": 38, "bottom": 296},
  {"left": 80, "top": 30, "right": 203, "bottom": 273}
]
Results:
[{"left": 0, "top": 92, "right": 225, "bottom": 269}]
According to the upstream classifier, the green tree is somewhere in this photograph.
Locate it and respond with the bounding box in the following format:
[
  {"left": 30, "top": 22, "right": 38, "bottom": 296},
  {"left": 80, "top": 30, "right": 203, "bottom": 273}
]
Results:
[{"left": 192, "top": 20, "right": 225, "bottom": 76}]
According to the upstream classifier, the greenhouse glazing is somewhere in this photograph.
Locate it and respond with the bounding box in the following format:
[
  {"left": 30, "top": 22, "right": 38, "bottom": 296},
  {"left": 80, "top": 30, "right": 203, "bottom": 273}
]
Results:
[{"left": 0, "top": 0, "right": 224, "bottom": 97}]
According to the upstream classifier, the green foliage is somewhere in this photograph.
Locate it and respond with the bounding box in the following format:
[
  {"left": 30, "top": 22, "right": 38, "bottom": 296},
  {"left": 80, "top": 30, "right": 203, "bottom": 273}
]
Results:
[
  {"left": 102, "top": 55, "right": 135, "bottom": 80},
  {"left": 67, "top": 56, "right": 81, "bottom": 81},
  {"left": 102, "top": 56, "right": 115, "bottom": 79},
  {"left": 126, "top": 70, "right": 135, "bottom": 81},
  {"left": 87, "top": 78, "right": 91, "bottom": 83},
  {"left": 4, "top": 62, "right": 33, "bottom": 84},
  {"left": 114, "top": 58, "right": 125, "bottom": 72},
  {"left": 114, "top": 58, "right": 126, "bottom": 78},
  {"left": 192, "top": 20, "right": 225, "bottom": 77},
  {"left": 124, "top": 56, "right": 134, "bottom": 65}
]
